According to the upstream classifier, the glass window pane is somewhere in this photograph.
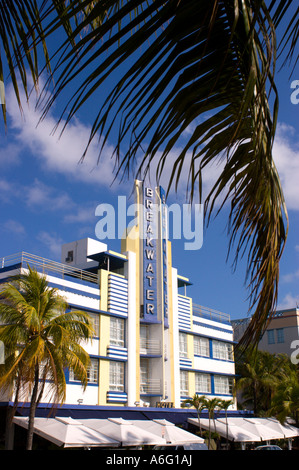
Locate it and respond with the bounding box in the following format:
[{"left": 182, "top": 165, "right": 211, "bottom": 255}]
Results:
[
  {"left": 180, "top": 371, "right": 188, "bottom": 394},
  {"left": 195, "top": 373, "right": 211, "bottom": 393},
  {"left": 179, "top": 333, "right": 188, "bottom": 357},
  {"left": 276, "top": 328, "right": 284, "bottom": 343},
  {"left": 214, "top": 375, "right": 233, "bottom": 395},
  {"left": 109, "top": 361, "right": 124, "bottom": 391},
  {"left": 194, "top": 337, "right": 209, "bottom": 357},
  {"left": 110, "top": 317, "right": 125, "bottom": 347},
  {"left": 267, "top": 330, "right": 275, "bottom": 344}
]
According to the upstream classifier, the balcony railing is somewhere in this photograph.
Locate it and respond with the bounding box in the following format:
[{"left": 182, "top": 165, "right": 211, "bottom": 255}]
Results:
[
  {"left": 193, "top": 303, "right": 230, "bottom": 323},
  {"left": 140, "top": 379, "right": 162, "bottom": 395},
  {"left": 0, "top": 252, "right": 99, "bottom": 285},
  {"left": 140, "top": 338, "right": 161, "bottom": 356}
]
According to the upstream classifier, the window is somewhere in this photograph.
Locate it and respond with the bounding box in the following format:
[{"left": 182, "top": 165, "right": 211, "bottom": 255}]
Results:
[
  {"left": 267, "top": 330, "right": 275, "bottom": 344},
  {"left": 194, "top": 337, "right": 209, "bottom": 357},
  {"left": 65, "top": 250, "right": 73, "bottom": 262},
  {"left": 276, "top": 328, "right": 284, "bottom": 344},
  {"left": 69, "top": 358, "right": 98, "bottom": 384},
  {"left": 110, "top": 317, "right": 125, "bottom": 347},
  {"left": 179, "top": 333, "right": 188, "bottom": 358},
  {"left": 89, "top": 313, "right": 99, "bottom": 337},
  {"left": 213, "top": 340, "right": 233, "bottom": 361},
  {"left": 214, "top": 375, "right": 233, "bottom": 395},
  {"left": 87, "top": 358, "right": 99, "bottom": 384},
  {"left": 109, "top": 361, "right": 124, "bottom": 391},
  {"left": 180, "top": 371, "right": 189, "bottom": 395},
  {"left": 195, "top": 373, "right": 211, "bottom": 393}
]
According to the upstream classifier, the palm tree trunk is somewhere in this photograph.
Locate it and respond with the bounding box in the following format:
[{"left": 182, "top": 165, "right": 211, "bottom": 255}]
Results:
[
  {"left": 26, "top": 364, "right": 39, "bottom": 450},
  {"left": 5, "top": 373, "right": 22, "bottom": 450}
]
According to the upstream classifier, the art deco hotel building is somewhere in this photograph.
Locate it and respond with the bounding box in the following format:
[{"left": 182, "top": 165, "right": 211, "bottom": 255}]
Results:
[{"left": 0, "top": 181, "right": 236, "bottom": 412}]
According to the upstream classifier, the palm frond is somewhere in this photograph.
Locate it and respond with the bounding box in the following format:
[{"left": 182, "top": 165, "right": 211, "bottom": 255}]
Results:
[
  {"left": 0, "top": 0, "right": 55, "bottom": 123},
  {"left": 39, "top": 0, "right": 293, "bottom": 348}
]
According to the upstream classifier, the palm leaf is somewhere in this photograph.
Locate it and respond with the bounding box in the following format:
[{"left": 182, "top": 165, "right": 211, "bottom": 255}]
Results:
[{"left": 40, "top": 0, "right": 294, "bottom": 349}]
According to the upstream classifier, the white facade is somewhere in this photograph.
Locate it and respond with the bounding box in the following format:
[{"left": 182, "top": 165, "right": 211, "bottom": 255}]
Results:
[{"left": 0, "top": 182, "right": 237, "bottom": 411}]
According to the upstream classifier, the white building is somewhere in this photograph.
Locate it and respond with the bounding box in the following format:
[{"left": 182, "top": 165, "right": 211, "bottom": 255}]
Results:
[{"left": 0, "top": 181, "right": 237, "bottom": 411}]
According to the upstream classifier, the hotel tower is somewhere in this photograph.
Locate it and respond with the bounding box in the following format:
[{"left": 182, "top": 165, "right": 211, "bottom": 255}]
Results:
[{"left": 0, "top": 181, "right": 236, "bottom": 411}]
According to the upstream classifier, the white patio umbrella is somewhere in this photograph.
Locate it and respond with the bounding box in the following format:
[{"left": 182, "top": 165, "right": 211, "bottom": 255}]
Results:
[
  {"left": 253, "top": 417, "right": 299, "bottom": 439},
  {"left": 132, "top": 419, "right": 205, "bottom": 445},
  {"left": 81, "top": 417, "right": 167, "bottom": 447},
  {"left": 13, "top": 416, "right": 120, "bottom": 448},
  {"left": 234, "top": 417, "right": 283, "bottom": 441},
  {"left": 188, "top": 417, "right": 261, "bottom": 443}
]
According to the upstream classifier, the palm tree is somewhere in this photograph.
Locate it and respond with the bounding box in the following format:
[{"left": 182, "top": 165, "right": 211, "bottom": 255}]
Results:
[
  {"left": 270, "top": 370, "right": 299, "bottom": 427},
  {"left": 1, "top": 1, "right": 298, "bottom": 348},
  {"left": 181, "top": 394, "right": 206, "bottom": 435},
  {"left": 204, "top": 397, "right": 223, "bottom": 449},
  {"left": 0, "top": 1, "right": 52, "bottom": 124},
  {"left": 0, "top": 265, "right": 94, "bottom": 450},
  {"left": 219, "top": 399, "right": 234, "bottom": 450}
]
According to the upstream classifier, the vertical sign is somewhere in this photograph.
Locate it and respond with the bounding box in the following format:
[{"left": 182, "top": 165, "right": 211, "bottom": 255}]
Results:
[
  {"left": 160, "top": 186, "right": 168, "bottom": 327},
  {"left": 143, "top": 186, "right": 158, "bottom": 321}
]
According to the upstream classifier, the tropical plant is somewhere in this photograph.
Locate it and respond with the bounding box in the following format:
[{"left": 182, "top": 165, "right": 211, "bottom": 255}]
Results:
[
  {"left": 0, "top": 265, "right": 94, "bottom": 450},
  {"left": 38, "top": 0, "right": 298, "bottom": 350},
  {"left": 269, "top": 370, "right": 299, "bottom": 427},
  {"left": 235, "top": 347, "right": 298, "bottom": 416},
  {"left": 219, "top": 399, "right": 234, "bottom": 449},
  {"left": 0, "top": 0, "right": 51, "bottom": 123},
  {"left": 181, "top": 393, "right": 206, "bottom": 435},
  {"left": 1, "top": 1, "right": 298, "bottom": 349},
  {"left": 203, "top": 397, "right": 223, "bottom": 449}
]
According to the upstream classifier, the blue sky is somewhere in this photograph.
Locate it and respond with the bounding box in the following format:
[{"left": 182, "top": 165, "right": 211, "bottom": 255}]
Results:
[{"left": 0, "top": 23, "right": 298, "bottom": 322}]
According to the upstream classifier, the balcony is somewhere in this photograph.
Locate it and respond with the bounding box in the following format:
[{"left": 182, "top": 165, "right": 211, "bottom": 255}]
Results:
[
  {"left": 140, "top": 379, "right": 162, "bottom": 395},
  {"left": 140, "top": 338, "right": 161, "bottom": 356}
]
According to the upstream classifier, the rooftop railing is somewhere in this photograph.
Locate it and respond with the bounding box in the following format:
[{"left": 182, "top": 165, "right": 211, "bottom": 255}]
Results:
[
  {"left": 193, "top": 303, "right": 230, "bottom": 324},
  {"left": 0, "top": 252, "right": 99, "bottom": 285}
]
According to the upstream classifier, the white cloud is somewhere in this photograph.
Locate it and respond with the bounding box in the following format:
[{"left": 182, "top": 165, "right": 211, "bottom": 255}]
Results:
[
  {"left": 4, "top": 78, "right": 299, "bottom": 211},
  {"left": 281, "top": 269, "right": 299, "bottom": 283},
  {"left": 24, "top": 179, "right": 74, "bottom": 211},
  {"left": 2, "top": 219, "right": 25, "bottom": 236},
  {"left": 63, "top": 202, "right": 96, "bottom": 224},
  {"left": 277, "top": 292, "right": 299, "bottom": 310},
  {"left": 5, "top": 83, "right": 123, "bottom": 190},
  {"left": 36, "top": 231, "right": 64, "bottom": 258},
  {"left": 273, "top": 123, "right": 299, "bottom": 211}
]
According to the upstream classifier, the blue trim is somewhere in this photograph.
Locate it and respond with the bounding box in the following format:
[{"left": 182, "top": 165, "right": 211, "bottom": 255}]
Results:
[
  {"left": 189, "top": 330, "right": 236, "bottom": 344},
  {"left": 194, "top": 354, "right": 234, "bottom": 364},
  {"left": 68, "top": 304, "right": 100, "bottom": 314},
  {"left": 140, "top": 319, "right": 162, "bottom": 325},
  {"left": 180, "top": 367, "right": 236, "bottom": 378},
  {"left": 209, "top": 338, "right": 213, "bottom": 358},
  {"left": 211, "top": 374, "right": 215, "bottom": 394},
  {"left": 140, "top": 354, "right": 162, "bottom": 358},
  {"left": 48, "top": 281, "right": 100, "bottom": 300},
  {"left": 192, "top": 321, "right": 233, "bottom": 334},
  {"left": 0, "top": 263, "right": 21, "bottom": 274}
]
